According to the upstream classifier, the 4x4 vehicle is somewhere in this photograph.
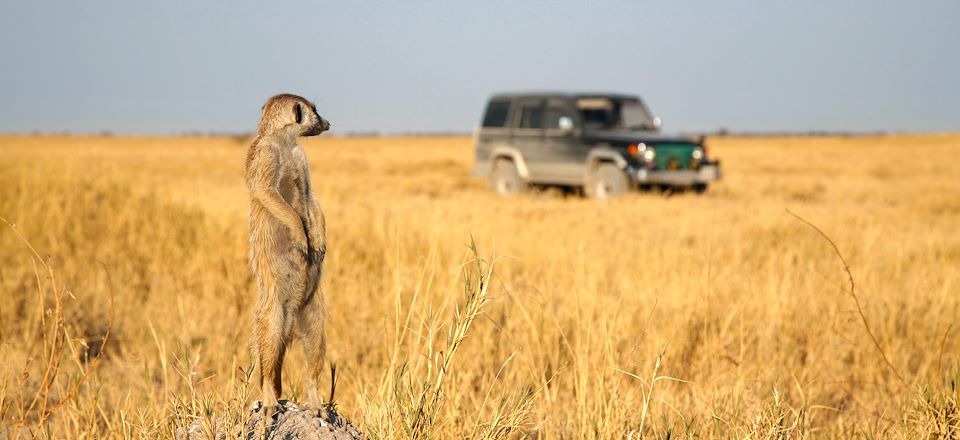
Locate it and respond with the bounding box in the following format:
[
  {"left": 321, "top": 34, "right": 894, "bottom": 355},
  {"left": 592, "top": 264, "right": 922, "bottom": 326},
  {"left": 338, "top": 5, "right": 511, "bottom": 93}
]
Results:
[{"left": 472, "top": 92, "right": 721, "bottom": 197}]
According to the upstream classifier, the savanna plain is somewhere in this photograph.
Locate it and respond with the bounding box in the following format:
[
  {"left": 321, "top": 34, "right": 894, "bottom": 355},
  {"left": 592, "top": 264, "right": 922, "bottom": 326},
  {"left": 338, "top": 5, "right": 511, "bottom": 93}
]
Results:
[{"left": 1, "top": 133, "right": 958, "bottom": 439}]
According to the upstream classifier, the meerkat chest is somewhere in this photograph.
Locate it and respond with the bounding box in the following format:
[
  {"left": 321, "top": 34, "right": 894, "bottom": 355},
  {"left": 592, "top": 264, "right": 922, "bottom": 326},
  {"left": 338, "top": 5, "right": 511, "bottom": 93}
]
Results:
[
  {"left": 276, "top": 144, "right": 305, "bottom": 171},
  {"left": 287, "top": 145, "right": 308, "bottom": 168},
  {"left": 278, "top": 145, "right": 309, "bottom": 203}
]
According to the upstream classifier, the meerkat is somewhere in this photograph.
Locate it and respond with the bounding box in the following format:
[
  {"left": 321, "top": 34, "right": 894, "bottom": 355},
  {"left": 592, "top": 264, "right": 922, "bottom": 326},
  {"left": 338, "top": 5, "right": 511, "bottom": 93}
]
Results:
[{"left": 245, "top": 93, "right": 331, "bottom": 417}]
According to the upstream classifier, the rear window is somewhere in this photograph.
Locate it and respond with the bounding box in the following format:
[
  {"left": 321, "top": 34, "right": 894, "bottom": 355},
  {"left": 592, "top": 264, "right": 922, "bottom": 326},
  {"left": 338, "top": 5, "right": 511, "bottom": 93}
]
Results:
[
  {"left": 577, "top": 97, "right": 654, "bottom": 130},
  {"left": 482, "top": 100, "right": 511, "bottom": 128}
]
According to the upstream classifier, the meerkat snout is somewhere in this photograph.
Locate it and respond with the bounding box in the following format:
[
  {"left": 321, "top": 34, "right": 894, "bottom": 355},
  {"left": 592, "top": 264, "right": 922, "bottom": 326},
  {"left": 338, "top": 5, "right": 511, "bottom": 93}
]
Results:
[{"left": 297, "top": 102, "right": 330, "bottom": 137}]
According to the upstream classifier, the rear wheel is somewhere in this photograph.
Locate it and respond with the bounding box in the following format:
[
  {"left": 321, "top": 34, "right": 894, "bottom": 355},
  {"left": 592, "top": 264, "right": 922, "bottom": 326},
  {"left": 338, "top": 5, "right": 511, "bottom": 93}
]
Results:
[
  {"left": 586, "top": 163, "right": 630, "bottom": 199},
  {"left": 490, "top": 159, "right": 525, "bottom": 196}
]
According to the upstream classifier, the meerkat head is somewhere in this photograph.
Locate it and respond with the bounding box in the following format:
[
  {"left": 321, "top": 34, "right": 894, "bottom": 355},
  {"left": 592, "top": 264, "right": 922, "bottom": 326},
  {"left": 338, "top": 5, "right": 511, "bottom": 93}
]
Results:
[{"left": 258, "top": 94, "right": 331, "bottom": 138}]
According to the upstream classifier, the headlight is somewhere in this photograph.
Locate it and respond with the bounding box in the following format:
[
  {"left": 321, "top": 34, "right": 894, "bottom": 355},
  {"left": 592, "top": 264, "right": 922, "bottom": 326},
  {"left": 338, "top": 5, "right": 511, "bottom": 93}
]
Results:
[
  {"left": 692, "top": 148, "right": 703, "bottom": 160},
  {"left": 642, "top": 148, "right": 656, "bottom": 162}
]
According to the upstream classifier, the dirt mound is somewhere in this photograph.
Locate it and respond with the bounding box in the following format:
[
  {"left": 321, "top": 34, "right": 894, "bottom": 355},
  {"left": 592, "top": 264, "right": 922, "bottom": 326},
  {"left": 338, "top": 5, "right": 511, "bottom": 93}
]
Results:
[{"left": 176, "top": 401, "right": 365, "bottom": 440}]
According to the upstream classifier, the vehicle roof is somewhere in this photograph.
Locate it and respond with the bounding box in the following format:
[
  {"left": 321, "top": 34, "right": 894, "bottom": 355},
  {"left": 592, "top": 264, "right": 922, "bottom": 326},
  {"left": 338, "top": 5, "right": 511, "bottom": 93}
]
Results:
[{"left": 489, "top": 91, "right": 641, "bottom": 101}]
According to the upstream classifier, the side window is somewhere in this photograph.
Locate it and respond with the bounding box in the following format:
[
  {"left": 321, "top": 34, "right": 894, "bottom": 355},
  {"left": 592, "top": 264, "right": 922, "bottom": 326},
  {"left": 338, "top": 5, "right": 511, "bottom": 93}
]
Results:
[
  {"left": 482, "top": 100, "right": 510, "bottom": 128},
  {"left": 577, "top": 98, "right": 614, "bottom": 129},
  {"left": 516, "top": 104, "right": 544, "bottom": 129},
  {"left": 544, "top": 104, "right": 574, "bottom": 130}
]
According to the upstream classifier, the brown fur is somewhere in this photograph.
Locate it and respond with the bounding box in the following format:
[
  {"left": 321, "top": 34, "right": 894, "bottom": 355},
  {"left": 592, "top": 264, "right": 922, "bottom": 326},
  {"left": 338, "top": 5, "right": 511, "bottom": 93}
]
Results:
[{"left": 245, "top": 94, "right": 331, "bottom": 415}]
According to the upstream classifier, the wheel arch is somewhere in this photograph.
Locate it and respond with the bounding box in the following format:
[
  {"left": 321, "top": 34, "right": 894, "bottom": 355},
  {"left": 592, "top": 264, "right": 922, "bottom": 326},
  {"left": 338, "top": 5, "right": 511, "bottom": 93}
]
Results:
[
  {"left": 585, "top": 147, "right": 628, "bottom": 172},
  {"left": 583, "top": 146, "right": 629, "bottom": 184},
  {"left": 489, "top": 146, "right": 531, "bottom": 180}
]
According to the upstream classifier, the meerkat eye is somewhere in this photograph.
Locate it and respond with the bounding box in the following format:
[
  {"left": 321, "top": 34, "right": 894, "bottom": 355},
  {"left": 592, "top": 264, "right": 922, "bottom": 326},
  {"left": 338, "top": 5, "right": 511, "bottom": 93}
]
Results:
[{"left": 294, "top": 104, "right": 303, "bottom": 124}]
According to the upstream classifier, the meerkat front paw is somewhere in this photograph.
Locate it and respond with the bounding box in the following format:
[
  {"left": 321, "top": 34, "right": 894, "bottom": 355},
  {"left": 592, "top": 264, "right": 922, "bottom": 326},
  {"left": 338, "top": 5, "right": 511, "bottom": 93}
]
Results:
[{"left": 308, "top": 245, "right": 325, "bottom": 264}]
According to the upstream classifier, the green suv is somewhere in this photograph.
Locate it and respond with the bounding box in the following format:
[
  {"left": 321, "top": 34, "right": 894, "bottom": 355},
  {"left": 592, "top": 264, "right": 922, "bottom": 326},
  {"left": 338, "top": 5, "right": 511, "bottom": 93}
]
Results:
[{"left": 471, "top": 92, "right": 721, "bottom": 197}]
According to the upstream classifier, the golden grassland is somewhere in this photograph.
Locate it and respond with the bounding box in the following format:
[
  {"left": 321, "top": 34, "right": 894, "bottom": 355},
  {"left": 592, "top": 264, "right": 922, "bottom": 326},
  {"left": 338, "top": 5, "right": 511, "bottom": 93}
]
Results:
[{"left": 1, "top": 133, "right": 958, "bottom": 438}]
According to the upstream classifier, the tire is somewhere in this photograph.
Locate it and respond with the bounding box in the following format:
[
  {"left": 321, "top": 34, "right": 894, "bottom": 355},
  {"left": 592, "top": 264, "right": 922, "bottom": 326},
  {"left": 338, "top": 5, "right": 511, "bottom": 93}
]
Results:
[
  {"left": 692, "top": 183, "right": 708, "bottom": 194},
  {"left": 490, "top": 159, "right": 525, "bottom": 196},
  {"left": 586, "top": 163, "right": 630, "bottom": 199}
]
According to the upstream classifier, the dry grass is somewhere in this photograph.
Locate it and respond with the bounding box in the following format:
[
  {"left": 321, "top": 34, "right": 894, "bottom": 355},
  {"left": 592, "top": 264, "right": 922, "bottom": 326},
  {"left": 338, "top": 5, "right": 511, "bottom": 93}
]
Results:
[{"left": 0, "top": 133, "right": 958, "bottom": 438}]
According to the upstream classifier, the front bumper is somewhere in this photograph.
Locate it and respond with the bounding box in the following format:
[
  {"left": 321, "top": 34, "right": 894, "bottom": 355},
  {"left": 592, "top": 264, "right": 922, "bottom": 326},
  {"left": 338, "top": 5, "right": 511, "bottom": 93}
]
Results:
[{"left": 631, "top": 163, "right": 722, "bottom": 187}]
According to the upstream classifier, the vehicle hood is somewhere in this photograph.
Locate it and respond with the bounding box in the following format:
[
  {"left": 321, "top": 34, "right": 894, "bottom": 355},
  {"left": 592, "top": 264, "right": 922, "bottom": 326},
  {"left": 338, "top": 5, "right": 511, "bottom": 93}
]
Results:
[{"left": 582, "top": 130, "right": 699, "bottom": 145}]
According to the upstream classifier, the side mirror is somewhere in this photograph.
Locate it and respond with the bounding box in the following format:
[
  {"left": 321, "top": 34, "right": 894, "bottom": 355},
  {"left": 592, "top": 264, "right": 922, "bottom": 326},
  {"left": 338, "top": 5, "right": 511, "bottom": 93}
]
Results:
[
  {"left": 652, "top": 117, "right": 662, "bottom": 130},
  {"left": 558, "top": 116, "right": 574, "bottom": 133}
]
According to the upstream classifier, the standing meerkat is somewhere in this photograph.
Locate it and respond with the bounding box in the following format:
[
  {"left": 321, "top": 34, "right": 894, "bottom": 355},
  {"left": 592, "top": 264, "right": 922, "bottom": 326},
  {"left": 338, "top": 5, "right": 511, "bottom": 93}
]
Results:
[{"left": 245, "top": 93, "right": 331, "bottom": 416}]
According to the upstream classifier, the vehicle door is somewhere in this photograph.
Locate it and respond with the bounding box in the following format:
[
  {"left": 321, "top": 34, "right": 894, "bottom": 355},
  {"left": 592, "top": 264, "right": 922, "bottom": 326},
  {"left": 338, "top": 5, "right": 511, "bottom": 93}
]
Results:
[
  {"left": 541, "top": 98, "right": 585, "bottom": 184},
  {"left": 509, "top": 98, "right": 548, "bottom": 180}
]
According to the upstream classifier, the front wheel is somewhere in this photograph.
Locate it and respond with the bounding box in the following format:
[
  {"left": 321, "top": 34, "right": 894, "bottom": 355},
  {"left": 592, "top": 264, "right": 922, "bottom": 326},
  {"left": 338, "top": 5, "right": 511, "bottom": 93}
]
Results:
[
  {"left": 490, "top": 159, "right": 525, "bottom": 196},
  {"left": 586, "top": 163, "right": 630, "bottom": 199},
  {"left": 692, "top": 183, "right": 708, "bottom": 194}
]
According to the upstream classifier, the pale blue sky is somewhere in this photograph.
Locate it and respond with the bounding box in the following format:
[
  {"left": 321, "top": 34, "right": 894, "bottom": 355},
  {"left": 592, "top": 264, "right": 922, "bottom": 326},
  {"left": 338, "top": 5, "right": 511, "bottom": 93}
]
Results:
[{"left": 1, "top": 1, "right": 957, "bottom": 134}]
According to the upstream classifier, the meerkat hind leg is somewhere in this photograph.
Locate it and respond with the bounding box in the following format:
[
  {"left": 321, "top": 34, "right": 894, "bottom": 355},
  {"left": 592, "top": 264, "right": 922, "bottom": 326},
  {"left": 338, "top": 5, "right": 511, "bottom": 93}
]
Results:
[
  {"left": 254, "top": 294, "right": 290, "bottom": 418},
  {"left": 296, "top": 296, "right": 327, "bottom": 411}
]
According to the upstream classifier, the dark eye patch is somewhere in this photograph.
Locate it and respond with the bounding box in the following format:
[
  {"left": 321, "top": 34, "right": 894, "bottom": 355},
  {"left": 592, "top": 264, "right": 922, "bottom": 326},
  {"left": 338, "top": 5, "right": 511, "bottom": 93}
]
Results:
[{"left": 294, "top": 103, "right": 303, "bottom": 124}]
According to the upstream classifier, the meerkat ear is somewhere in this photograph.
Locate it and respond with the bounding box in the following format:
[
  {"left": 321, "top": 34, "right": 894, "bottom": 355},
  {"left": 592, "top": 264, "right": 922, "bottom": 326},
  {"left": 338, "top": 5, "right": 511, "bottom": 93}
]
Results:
[{"left": 294, "top": 103, "right": 303, "bottom": 124}]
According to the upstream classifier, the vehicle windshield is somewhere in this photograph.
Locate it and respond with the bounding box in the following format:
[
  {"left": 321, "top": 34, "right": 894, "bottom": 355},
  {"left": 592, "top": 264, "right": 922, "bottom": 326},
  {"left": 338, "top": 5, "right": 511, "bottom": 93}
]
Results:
[{"left": 577, "top": 98, "right": 656, "bottom": 131}]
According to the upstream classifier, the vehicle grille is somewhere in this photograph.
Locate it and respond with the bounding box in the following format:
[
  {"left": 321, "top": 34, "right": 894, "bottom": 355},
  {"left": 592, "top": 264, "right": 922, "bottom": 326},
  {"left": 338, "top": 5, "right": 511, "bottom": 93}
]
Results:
[{"left": 652, "top": 144, "right": 697, "bottom": 170}]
